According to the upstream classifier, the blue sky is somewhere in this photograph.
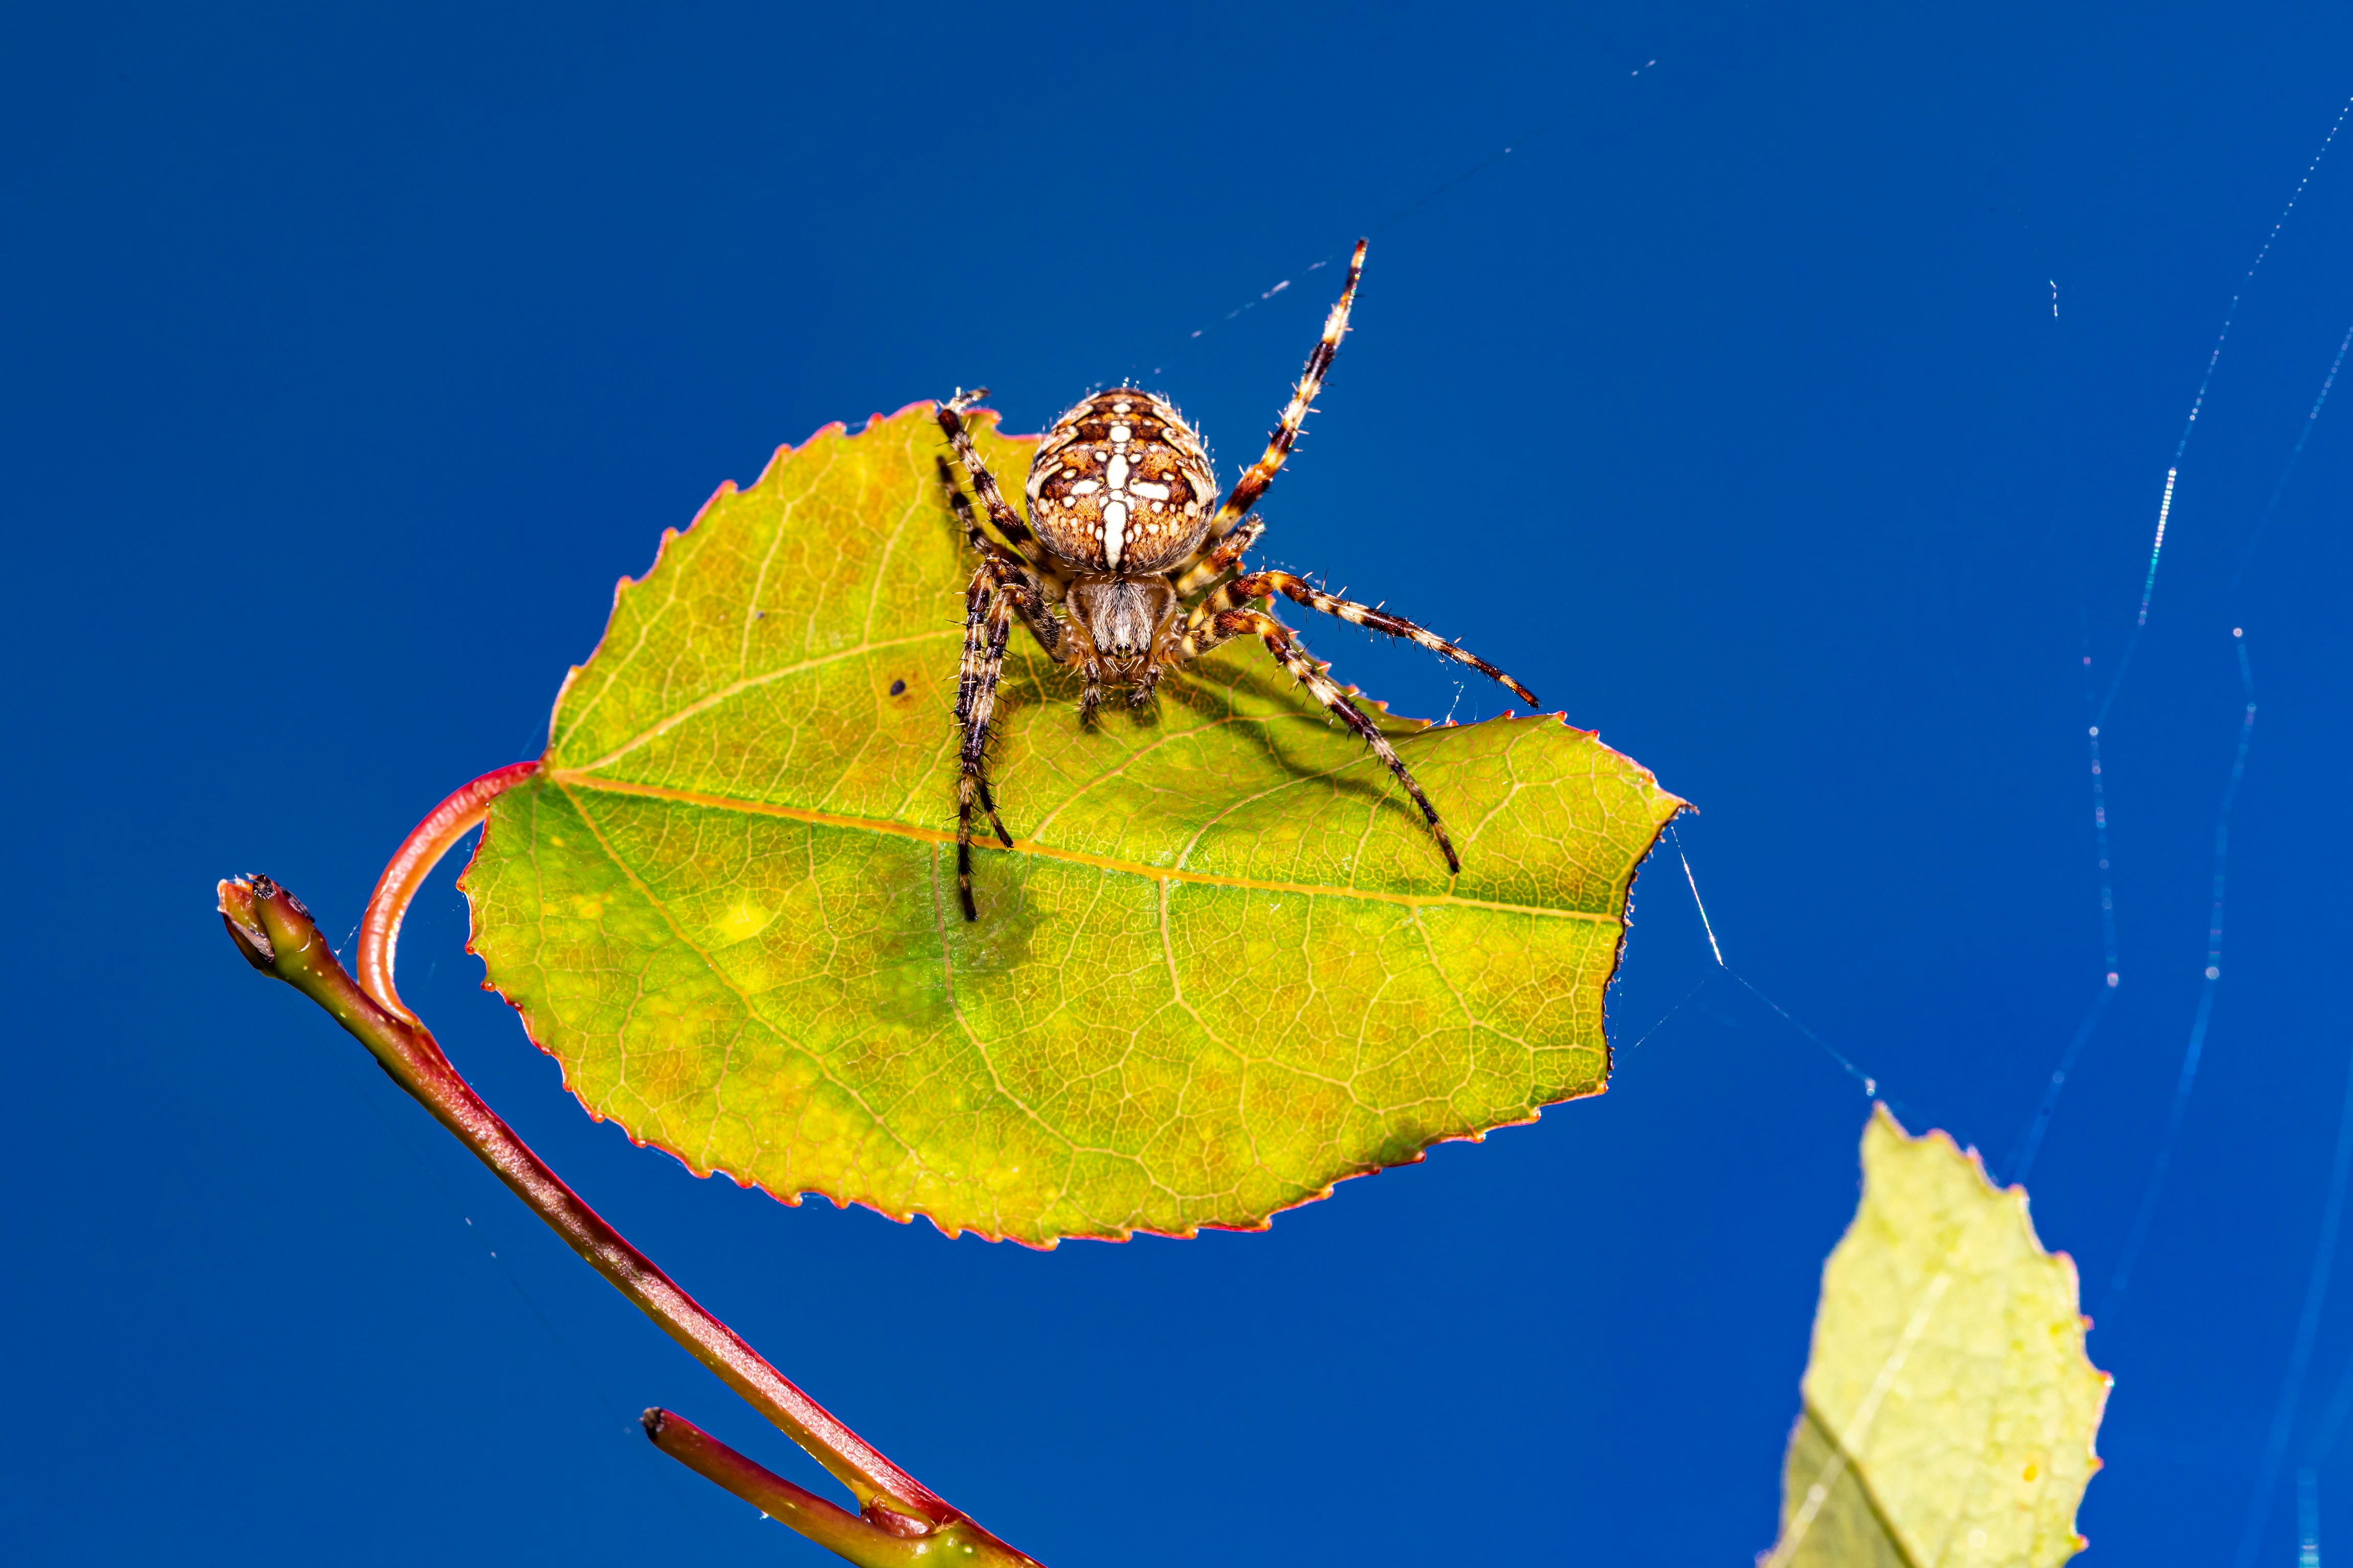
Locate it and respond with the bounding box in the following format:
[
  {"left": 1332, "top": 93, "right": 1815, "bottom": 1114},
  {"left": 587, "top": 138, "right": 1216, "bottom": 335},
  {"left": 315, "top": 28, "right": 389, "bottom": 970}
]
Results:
[{"left": 5, "top": 3, "right": 2352, "bottom": 1561}]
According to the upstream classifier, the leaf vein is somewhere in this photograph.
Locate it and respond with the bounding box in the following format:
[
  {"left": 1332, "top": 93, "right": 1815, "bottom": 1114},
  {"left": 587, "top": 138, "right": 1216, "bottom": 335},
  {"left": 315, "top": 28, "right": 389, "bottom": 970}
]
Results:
[{"left": 549, "top": 771, "right": 1622, "bottom": 923}]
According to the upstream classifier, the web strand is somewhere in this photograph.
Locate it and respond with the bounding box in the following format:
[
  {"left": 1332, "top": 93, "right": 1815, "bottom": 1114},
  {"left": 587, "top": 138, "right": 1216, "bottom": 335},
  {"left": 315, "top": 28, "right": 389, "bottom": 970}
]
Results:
[
  {"left": 2100, "top": 633, "right": 2258, "bottom": 1323},
  {"left": 1140, "top": 56, "right": 1662, "bottom": 376},
  {"left": 1997, "top": 619, "right": 2124, "bottom": 1185},
  {"left": 2095, "top": 91, "right": 2352, "bottom": 722},
  {"left": 2000, "top": 987, "right": 2111, "bottom": 1189},
  {"left": 1671, "top": 824, "right": 1726, "bottom": 967},
  {"left": 1617, "top": 971, "right": 1722, "bottom": 1055},
  {"left": 2165, "top": 93, "right": 2353, "bottom": 470},
  {"left": 2229, "top": 307, "right": 2353, "bottom": 592},
  {"left": 1640, "top": 828, "right": 1886, "bottom": 1102},
  {"left": 2007, "top": 91, "right": 2350, "bottom": 1273},
  {"left": 2233, "top": 1033, "right": 2353, "bottom": 1568}
]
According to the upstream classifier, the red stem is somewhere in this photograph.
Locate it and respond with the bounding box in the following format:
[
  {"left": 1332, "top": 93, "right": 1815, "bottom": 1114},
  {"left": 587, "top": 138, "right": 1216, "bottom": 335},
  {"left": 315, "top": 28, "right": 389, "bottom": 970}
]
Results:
[
  {"left": 641, "top": 1409, "right": 944, "bottom": 1566},
  {"left": 357, "top": 759, "right": 541, "bottom": 1024},
  {"left": 221, "top": 794, "right": 1041, "bottom": 1565}
]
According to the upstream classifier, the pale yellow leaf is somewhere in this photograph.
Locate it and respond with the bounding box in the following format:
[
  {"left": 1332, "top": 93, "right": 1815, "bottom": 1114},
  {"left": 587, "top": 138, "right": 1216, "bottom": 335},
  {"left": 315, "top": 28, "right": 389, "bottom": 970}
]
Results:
[{"left": 1767, "top": 1106, "right": 2111, "bottom": 1567}]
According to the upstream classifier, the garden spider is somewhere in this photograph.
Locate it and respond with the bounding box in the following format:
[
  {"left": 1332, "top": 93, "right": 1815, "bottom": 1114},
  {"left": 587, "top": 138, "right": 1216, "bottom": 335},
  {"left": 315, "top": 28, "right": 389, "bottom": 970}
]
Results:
[{"left": 935, "top": 239, "right": 1538, "bottom": 920}]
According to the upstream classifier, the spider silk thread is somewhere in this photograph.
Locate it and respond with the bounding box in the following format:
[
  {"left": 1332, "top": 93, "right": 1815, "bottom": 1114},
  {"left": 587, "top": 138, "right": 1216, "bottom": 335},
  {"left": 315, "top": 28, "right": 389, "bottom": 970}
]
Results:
[
  {"left": 2005, "top": 89, "right": 2352, "bottom": 1205},
  {"left": 2233, "top": 1023, "right": 2353, "bottom": 1568},
  {"left": 1138, "top": 55, "right": 1663, "bottom": 379}
]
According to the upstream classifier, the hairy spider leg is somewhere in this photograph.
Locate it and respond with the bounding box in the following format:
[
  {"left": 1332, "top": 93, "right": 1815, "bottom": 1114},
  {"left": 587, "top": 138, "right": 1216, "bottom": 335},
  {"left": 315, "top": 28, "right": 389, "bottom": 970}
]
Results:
[
  {"left": 937, "top": 457, "right": 1066, "bottom": 647},
  {"left": 940, "top": 469, "right": 1057, "bottom": 836},
  {"left": 956, "top": 558, "right": 1054, "bottom": 734},
  {"left": 936, "top": 455, "right": 1034, "bottom": 573},
  {"left": 1195, "top": 569, "right": 1539, "bottom": 708},
  {"left": 952, "top": 568, "right": 1015, "bottom": 845},
  {"left": 957, "top": 597, "right": 1015, "bottom": 919},
  {"left": 954, "top": 566, "right": 1045, "bottom": 919},
  {"left": 937, "top": 395, "right": 1051, "bottom": 574},
  {"left": 1179, "top": 606, "right": 1460, "bottom": 873},
  {"left": 1204, "top": 239, "right": 1367, "bottom": 543},
  {"left": 1171, "top": 516, "right": 1266, "bottom": 596},
  {"left": 935, "top": 440, "right": 1071, "bottom": 921}
]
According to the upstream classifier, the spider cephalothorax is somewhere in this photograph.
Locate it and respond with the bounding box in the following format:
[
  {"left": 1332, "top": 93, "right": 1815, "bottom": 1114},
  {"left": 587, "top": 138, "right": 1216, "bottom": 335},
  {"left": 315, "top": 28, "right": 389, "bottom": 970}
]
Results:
[{"left": 936, "top": 240, "right": 1537, "bottom": 920}]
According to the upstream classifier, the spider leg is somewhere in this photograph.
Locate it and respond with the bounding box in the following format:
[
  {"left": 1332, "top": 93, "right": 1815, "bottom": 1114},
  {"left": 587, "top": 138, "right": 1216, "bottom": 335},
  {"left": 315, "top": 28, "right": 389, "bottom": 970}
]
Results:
[
  {"left": 1203, "top": 240, "right": 1366, "bottom": 544},
  {"left": 955, "top": 564, "right": 1040, "bottom": 919},
  {"left": 1194, "top": 570, "right": 1538, "bottom": 708},
  {"left": 937, "top": 457, "right": 1067, "bottom": 644},
  {"left": 1171, "top": 515, "right": 1266, "bottom": 596},
  {"left": 936, "top": 455, "right": 1032, "bottom": 570},
  {"left": 936, "top": 396, "right": 1050, "bottom": 572},
  {"left": 955, "top": 568, "right": 1041, "bottom": 794},
  {"left": 973, "top": 771, "right": 1009, "bottom": 837},
  {"left": 1179, "top": 607, "right": 1460, "bottom": 873}
]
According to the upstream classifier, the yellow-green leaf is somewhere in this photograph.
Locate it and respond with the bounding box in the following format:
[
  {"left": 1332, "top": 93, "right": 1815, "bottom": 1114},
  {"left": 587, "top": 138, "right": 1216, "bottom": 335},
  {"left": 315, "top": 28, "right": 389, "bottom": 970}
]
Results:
[
  {"left": 1767, "top": 1106, "right": 2112, "bottom": 1567},
  {"left": 461, "top": 404, "right": 1681, "bottom": 1245}
]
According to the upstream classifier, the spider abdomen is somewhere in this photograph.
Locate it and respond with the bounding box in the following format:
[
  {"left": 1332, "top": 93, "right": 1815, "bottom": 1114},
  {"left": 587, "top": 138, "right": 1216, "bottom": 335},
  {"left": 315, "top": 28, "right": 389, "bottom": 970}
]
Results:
[{"left": 1025, "top": 389, "right": 1218, "bottom": 575}]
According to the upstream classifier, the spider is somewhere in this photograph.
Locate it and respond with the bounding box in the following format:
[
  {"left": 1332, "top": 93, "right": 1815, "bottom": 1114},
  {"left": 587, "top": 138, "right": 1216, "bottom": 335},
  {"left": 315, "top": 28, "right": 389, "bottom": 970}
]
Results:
[{"left": 934, "top": 238, "right": 1538, "bottom": 921}]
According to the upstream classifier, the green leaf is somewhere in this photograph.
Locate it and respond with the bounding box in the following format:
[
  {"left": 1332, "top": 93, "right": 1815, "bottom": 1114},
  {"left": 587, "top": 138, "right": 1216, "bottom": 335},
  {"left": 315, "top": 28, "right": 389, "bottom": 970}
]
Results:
[
  {"left": 1766, "top": 1107, "right": 2111, "bottom": 1567},
  {"left": 461, "top": 404, "right": 1682, "bottom": 1244}
]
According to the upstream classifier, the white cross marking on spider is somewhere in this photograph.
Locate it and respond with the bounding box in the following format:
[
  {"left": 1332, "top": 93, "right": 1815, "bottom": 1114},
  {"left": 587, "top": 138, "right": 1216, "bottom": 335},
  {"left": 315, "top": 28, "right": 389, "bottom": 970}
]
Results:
[{"left": 1102, "top": 427, "right": 1135, "bottom": 568}]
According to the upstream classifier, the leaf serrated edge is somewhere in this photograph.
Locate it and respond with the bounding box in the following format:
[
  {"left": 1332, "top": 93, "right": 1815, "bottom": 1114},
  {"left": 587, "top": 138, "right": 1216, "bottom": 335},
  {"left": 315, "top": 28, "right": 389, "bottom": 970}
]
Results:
[
  {"left": 466, "top": 774, "right": 1683, "bottom": 1248},
  {"left": 549, "top": 404, "right": 967, "bottom": 758},
  {"left": 480, "top": 402, "right": 1691, "bottom": 1247}
]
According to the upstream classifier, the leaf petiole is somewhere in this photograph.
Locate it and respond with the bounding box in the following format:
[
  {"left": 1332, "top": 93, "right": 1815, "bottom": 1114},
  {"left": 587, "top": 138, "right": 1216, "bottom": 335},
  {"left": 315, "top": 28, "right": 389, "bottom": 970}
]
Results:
[{"left": 355, "top": 757, "right": 541, "bottom": 1026}]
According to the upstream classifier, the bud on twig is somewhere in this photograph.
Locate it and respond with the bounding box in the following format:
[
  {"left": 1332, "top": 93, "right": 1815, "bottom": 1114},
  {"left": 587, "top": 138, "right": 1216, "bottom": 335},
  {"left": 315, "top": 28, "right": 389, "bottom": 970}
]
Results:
[{"left": 217, "top": 876, "right": 276, "bottom": 969}]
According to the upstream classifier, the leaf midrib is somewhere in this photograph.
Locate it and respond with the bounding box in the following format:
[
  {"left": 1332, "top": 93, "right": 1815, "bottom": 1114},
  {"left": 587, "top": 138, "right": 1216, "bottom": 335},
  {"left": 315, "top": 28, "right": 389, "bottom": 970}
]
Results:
[{"left": 544, "top": 771, "right": 1621, "bottom": 922}]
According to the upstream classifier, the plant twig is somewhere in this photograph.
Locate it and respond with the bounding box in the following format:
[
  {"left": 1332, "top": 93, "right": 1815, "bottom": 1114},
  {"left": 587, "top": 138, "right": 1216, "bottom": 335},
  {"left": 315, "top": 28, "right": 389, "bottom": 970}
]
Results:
[
  {"left": 643, "top": 1408, "right": 968, "bottom": 1565},
  {"left": 219, "top": 854, "right": 1038, "bottom": 1566}
]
